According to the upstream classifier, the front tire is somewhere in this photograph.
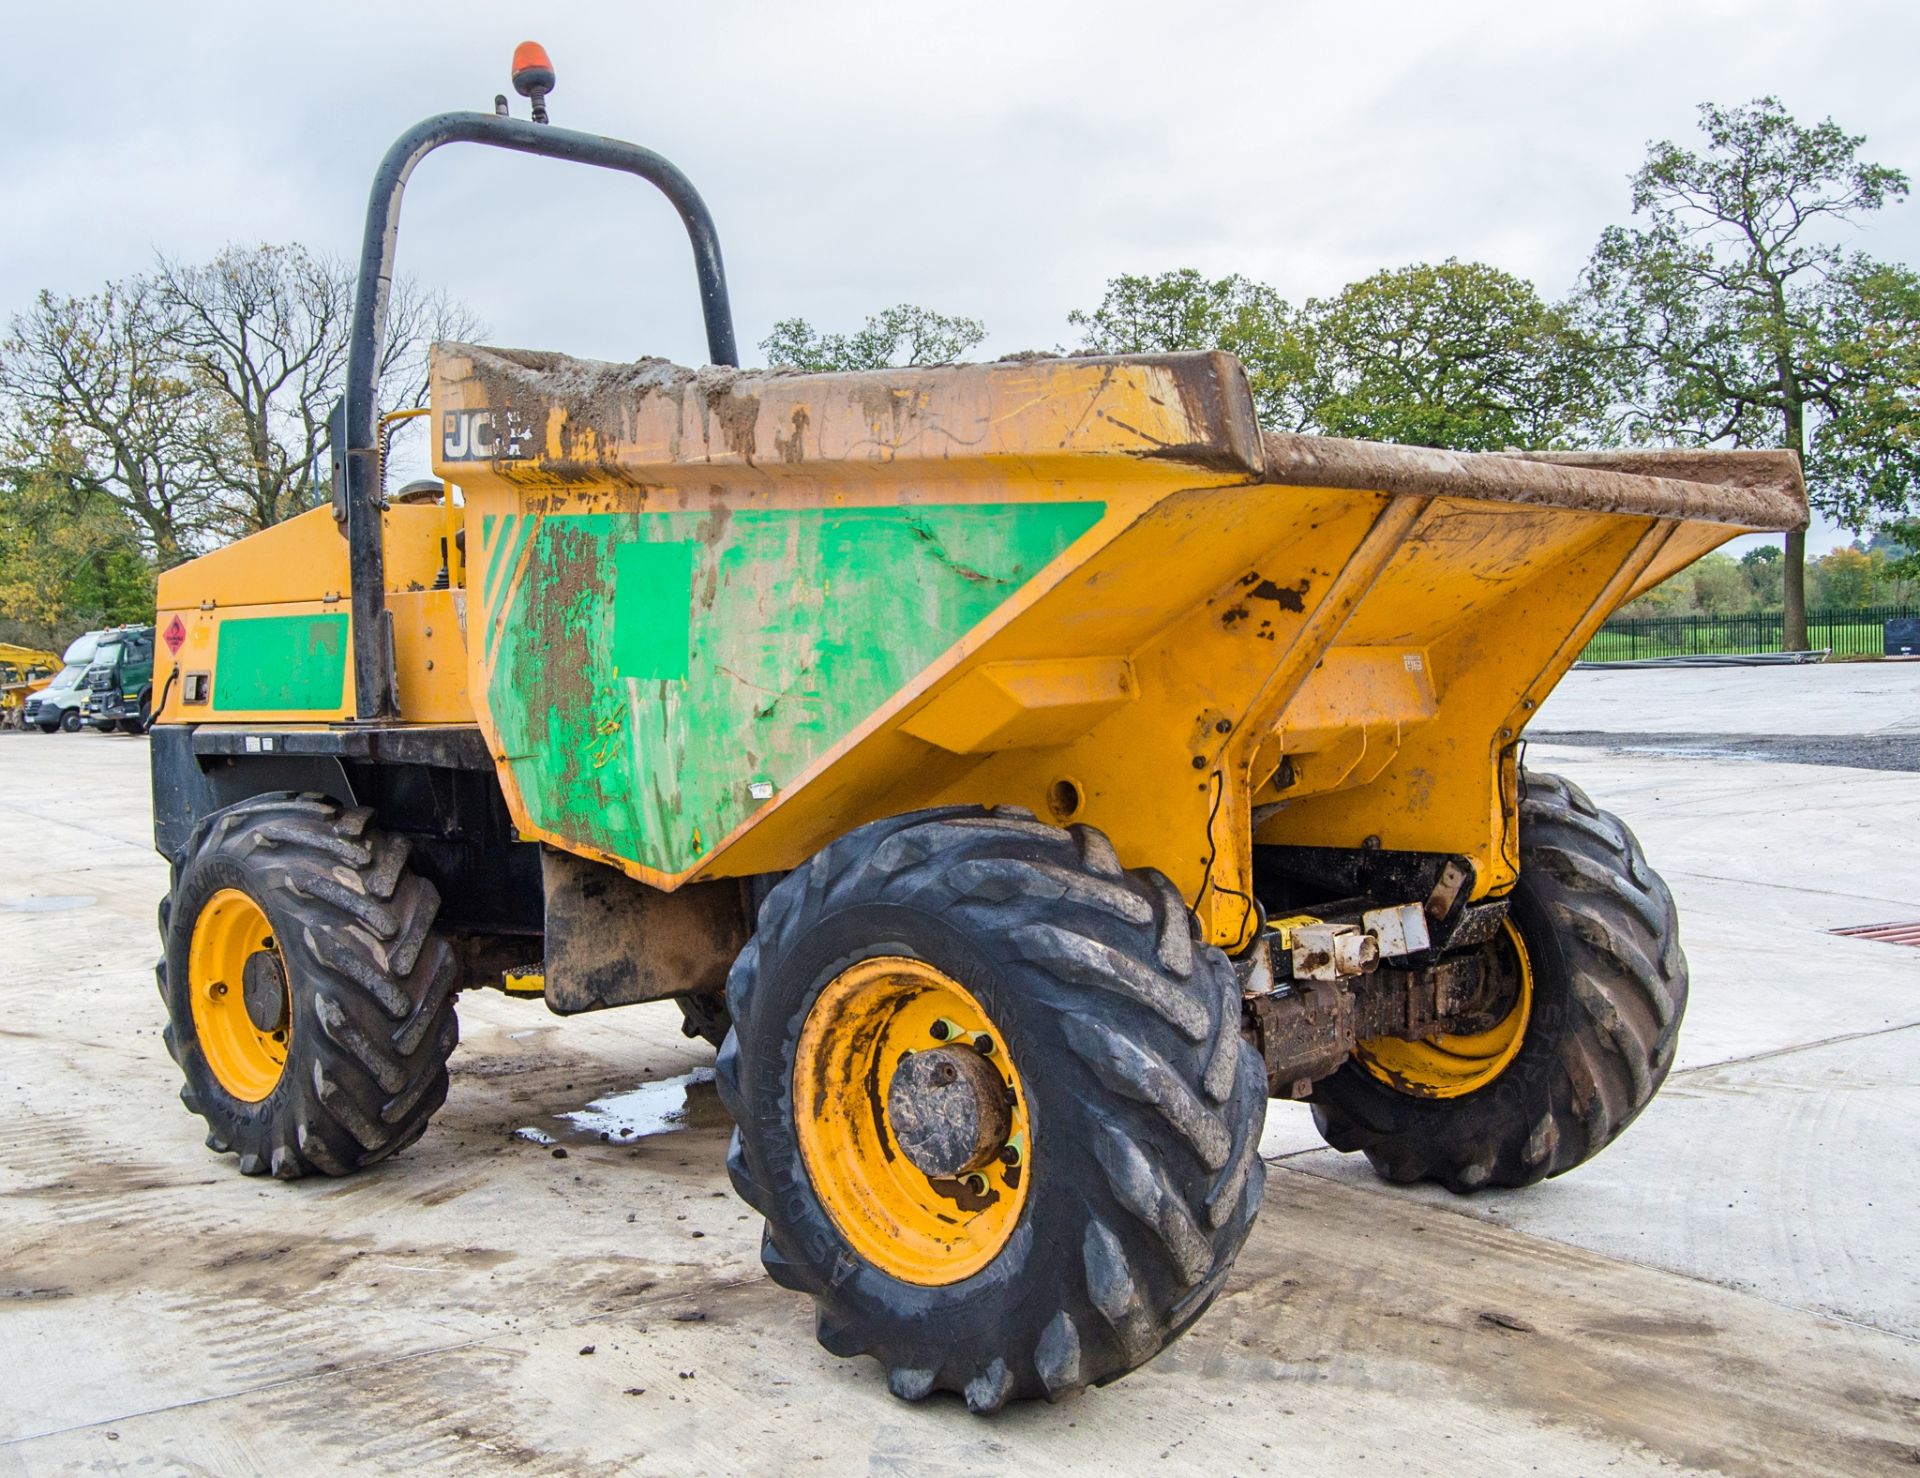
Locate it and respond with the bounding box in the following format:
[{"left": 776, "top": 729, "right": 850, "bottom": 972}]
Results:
[
  {"left": 717, "top": 807, "right": 1267, "bottom": 1412},
  {"left": 1310, "top": 770, "right": 1686, "bottom": 1191},
  {"left": 159, "top": 794, "right": 460, "bottom": 1178}
]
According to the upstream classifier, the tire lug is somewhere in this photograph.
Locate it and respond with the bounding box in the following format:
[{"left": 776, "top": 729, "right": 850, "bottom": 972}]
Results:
[{"left": 973, "top": 1034, "right": 995, "bottom": 1057}]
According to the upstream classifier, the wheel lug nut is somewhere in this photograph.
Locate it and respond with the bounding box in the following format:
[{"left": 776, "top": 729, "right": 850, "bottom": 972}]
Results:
[
  {"left": 973, "top": 1035, "right": 994, "bottom": 1057},
  {"left": 999, "top": 1144, "right": 1021, "bottom": 1166},
  {"left": 929, "top": 1019, "right": 952, "bottom": 1041},
  {"left": 963, "top": 1173, "right": 988, "bottom": 1195}
]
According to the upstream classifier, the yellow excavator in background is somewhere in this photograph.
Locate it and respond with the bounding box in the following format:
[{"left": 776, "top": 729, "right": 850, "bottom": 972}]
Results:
[{"left": 0, "top": 644, "right": 59, "bottom": 731}]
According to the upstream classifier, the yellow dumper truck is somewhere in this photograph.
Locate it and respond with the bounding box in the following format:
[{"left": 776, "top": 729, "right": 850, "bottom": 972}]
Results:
[{"left": 147, "top": 50, "right": 1805, "bottom": 1412}]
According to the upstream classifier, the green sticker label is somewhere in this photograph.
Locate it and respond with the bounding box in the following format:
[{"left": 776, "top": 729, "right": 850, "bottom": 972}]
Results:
[
  {"left": 212, "top": 613, "right": 349, "bottom": 712},
  {"left": 613, "top": 540, "right": 696, "bottom": 682}
]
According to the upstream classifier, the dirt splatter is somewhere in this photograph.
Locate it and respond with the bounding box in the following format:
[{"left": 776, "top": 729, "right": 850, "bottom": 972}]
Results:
[{"left": 1242, "top": 574, "right": 1310, "bottom": 612}]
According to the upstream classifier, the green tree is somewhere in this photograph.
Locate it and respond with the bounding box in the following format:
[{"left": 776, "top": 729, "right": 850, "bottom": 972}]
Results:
[
  {"left": 1689, "top": 552, "right": 1753, "bottom": 615},
  {"left": 1740, "top": 543, "right": 1785, "bottom": 607},
  {"left": 1, "top": 247, "right": 476, "bottom": 595},
  {"left": 761, "top": 304, "right": 986, "bottom": 371},
  {"left": 0, "top": 280, "right": 221, "bottom": 563},
  {"left": 1815, "top": 261, "right": 1920, "bottom": 533},
  {"left": 0, "top": 462, "right": 153, "bottom": 645},
  {"left": 1068, "top": 263, "right": 1603, "bottom": 449},
  {"left": 1877, "top": 516, "right": 1920, "bottom": 582},
  {"left": 1067, "top": 269, "right": 1314, "bottom": 429},
  {"left": 1812, "top": 545, "right": 1875, "bottom": 608},
  {"left": 1577, "top": 97, "right": 1913, "bottom": 649},
  {"left": 1305, "top": 260, "right": 1606, "bottom": 451}
]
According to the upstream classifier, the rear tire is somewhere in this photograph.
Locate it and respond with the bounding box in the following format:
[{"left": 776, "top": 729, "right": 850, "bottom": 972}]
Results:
[
  {"left": 1310, "top": 770, "right": 1686, "bottom": 1191},
  {"left": 717, "top": 807, "right": 1267, "bottom": 1411},
  {"left": 159, "top": 794, "right": 460, "bottom": 1178}
]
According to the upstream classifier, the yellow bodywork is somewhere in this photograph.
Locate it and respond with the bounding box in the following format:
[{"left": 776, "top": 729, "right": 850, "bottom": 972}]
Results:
[
  {"left": 155, "top": 504, "right": 470, "bottom": 725},
  {"left": 156, "top": 347, "right": 1805, "bottom": 950}
]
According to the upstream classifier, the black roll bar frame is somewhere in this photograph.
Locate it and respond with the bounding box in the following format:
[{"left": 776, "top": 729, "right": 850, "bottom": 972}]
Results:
[{"left": 331, "top": 111, "right": 738, "bottom": 722}]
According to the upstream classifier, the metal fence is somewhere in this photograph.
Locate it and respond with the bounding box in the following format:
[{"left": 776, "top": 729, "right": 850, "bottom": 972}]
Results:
[{"left": 1579, "top": 605, "right": 1920, "bottom": 662}]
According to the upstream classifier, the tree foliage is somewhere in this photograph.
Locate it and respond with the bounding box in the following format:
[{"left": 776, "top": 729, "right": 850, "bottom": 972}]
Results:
[
  {"left": 1303, "top": 261, "right": 1605, "bottom": 451},
  {"left": 0, "top": 245, "right": 477, "bottom": 601},
  {"left": 154, "top": 244, "right": 478, "bottom": 531},
  {"left": 761, "top": 304, "right": 986, "bottom": 371},
  {"left": 0, "top": 279, "right": 219, "bottom": 564},
  {"left": 0, "top": 463, "right": 152, "bottom": 645},
  {"left": 1066, "top": 270, "right": 1314, "bottom": 429},
  {"left": 1575, "top": 96, "right": 1914, "bottom": 645},
  {"left": 1066, "top": 263, "right": 1605, "bottom": 449},
  {"left": 1879, "top": 516, "right": 1920, "bottom": 582},
  {"left": 1623, "top": 537, "right": 1916, "bottom": 616}
]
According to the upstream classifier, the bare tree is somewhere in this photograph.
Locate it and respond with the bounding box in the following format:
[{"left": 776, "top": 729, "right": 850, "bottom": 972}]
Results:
[
  {"left": 157, "top": 245, "right": 481, "bottom": 530},
  {"left": 0, "top": 281, "right": 221, "bottom": 564}
]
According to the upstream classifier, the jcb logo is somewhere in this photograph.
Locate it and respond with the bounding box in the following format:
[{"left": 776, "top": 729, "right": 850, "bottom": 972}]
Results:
[{"left": 441, "top": 409, "right": 533, "bottom": 462}]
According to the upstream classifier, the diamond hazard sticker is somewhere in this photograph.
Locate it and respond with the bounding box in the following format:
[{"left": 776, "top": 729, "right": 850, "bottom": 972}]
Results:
[{"left": 163, "top": 614, "right": 187, "bottom": 655}]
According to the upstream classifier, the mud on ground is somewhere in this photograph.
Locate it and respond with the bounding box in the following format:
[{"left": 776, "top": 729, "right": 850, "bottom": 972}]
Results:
[{"left": 2, "top": 679, "right": 1918, "bottom": 1473}]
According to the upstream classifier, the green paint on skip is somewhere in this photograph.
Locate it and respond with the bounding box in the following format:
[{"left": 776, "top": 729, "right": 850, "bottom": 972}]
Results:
[
  {"left": 212, "top": 613, "right": 348, "bottom": 712},
  {"left": 487, "top": 502, "right": 1104, "bottom": 875}
]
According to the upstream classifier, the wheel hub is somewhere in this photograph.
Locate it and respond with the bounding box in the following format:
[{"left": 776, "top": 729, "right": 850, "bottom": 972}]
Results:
[
  {"left": 792, "top": 956, "right": 1031, "bottom": 1285},
  {"left": 887, "top": 1045, "right": 1011, "bottom": 1179},
  {"left": 1354, "top": 917, "right": 1534, "bottom": 1098},
  {"left": 188, "top": 888, "right": 290, "bottom": 1103},
  {"left": 241, "top": 948, "right": 289, "bottom": 1034}
]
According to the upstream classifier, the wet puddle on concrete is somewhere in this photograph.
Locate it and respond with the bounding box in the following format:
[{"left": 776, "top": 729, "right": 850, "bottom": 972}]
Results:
[{"left": 519, "top": 1068, "right": 726, "bottom": 1147}]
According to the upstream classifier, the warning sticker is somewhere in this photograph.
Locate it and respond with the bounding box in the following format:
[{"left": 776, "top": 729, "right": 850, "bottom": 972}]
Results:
[{"left": 163, "top": 614, "right": 187, "bottom": 655}]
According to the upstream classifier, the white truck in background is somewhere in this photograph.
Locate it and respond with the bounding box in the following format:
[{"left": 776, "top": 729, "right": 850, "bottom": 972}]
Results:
[{"left": 23, "top": 630, "right": 105, "bottom": 733}]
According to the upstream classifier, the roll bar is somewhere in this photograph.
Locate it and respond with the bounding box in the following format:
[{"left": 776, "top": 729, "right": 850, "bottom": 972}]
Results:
[{"left": 332, "top": 109, "right": 738, "bottom": 722}]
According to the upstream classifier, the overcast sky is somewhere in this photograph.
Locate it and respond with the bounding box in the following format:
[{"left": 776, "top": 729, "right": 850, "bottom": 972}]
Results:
[{"left": 6, "top": 0, "right": 1916, "bottom": 553}]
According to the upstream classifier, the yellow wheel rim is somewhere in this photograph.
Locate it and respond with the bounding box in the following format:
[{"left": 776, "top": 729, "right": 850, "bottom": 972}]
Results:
[
  {"left": 188, "top": 887, "right": 290, "bottom": 1102},
  {"left": 1355, "top": 919, "right": 1534, "bottom": 1099},
  {"left": 793, "top": 957, "right": 1031, "bottom": 1286}
]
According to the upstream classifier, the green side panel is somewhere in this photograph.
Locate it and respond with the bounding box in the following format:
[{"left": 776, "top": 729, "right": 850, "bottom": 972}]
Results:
[
  {"left": 212, "top": 613, "right": 349, "bottom": 712},
  {"left": 488, "top": 502, "right": 1105, "bottom": 874}
]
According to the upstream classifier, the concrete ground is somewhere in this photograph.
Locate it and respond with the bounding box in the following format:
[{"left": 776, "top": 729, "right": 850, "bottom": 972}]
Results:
[{"left": 2, "top": 664, "right": 1918, "bottom": 1475}]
